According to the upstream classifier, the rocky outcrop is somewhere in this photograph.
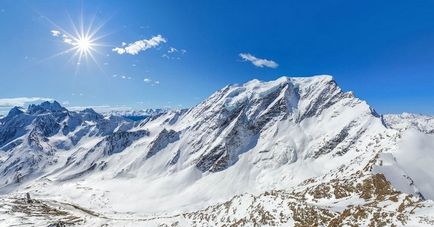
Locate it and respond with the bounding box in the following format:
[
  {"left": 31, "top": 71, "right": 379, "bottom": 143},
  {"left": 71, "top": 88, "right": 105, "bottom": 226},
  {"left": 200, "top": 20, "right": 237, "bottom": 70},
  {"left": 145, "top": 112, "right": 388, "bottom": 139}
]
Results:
[{"left": 147, "top": 129, "right": 180, "bottom": 159}]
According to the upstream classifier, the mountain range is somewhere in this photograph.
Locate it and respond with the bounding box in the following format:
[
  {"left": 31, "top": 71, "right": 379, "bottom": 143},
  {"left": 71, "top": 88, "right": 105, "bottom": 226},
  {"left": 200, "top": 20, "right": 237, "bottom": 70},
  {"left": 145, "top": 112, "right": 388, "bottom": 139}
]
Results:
[{"left": 0, "top": 75, "right": 433, "bottom": 226}]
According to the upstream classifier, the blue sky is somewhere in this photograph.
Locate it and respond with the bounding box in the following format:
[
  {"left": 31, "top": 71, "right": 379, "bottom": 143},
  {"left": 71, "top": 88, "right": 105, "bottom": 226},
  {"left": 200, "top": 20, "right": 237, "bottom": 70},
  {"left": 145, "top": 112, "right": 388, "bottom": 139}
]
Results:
[{"left": 1, "top": 0, "right": 434, "bottom": 115}]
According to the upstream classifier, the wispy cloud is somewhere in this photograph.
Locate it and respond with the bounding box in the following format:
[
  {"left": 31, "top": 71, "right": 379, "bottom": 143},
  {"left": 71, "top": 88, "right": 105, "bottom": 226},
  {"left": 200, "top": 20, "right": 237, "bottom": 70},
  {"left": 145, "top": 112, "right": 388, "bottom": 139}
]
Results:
[
  {"left": 168, "top": 47, "right": 187, "bottom": 54},
  {"left": 113, "top": 74, "right": 132, "bottom": 80},
  {"left": 168, "top": 47, "right": 177, "bottom": 53},
  {"left": 239, "top": 53, "right": 278, "bottom": 68},
  {"left": 51, "top": 30, "right": 61, "bottom": 37},
  {"left": 63, "top": 36, "right": 73, "bottom": 45},
  {"left": 162, "top": 47, "right": 187, "bottom": 60},
  {"left": 113, "top": 35, "right": 167, "bottom": 55},
  {"left": 0, "top": 97, "right": 53, "bottom": 108},
  {"left": 143, "top": 78, "right": 160, "bottom": 86},
  {"left": 50, "top": 30, "right": 76, "bottom": 46}
]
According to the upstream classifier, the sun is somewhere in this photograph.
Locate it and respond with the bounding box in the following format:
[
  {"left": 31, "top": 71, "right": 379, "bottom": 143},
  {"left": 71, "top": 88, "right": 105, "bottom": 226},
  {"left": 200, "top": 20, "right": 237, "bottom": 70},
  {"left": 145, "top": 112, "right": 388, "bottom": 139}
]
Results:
[
  {"left": 45, "top": 14, "right": 109, "bottom": 71},
  {"left": 65, "top": 32, "right": 99, "bottom": 67},
  {"left": 68, "top": 32, "right": 99, "bottom": 64},
  {"left": 76, "top": 36, "right": 92, "bottom": 52}
]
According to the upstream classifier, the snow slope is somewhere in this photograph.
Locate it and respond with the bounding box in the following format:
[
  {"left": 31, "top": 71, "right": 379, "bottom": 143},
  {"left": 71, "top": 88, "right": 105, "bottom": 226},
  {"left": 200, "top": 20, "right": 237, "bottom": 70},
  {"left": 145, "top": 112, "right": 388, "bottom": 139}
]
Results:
[{"left": 0, "top": 76, "right": 434, "bottom": 226}]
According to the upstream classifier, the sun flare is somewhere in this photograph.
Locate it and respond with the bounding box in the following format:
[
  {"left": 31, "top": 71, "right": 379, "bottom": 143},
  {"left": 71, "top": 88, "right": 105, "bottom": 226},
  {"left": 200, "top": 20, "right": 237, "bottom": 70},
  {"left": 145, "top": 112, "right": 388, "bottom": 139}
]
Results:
[
  {"left": 69, "top": 33, "right": 98, "bottom": 63},
  {"left": 76, "top": 36, "right": 92, "bottom": 52},
  {"left": 46, "top": 15, "right": 108, "bottom": 70}
]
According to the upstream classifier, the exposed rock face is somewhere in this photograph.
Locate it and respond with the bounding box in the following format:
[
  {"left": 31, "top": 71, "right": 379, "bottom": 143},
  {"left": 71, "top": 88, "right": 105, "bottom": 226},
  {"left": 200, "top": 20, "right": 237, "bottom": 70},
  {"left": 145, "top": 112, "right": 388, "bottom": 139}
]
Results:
[
  {"left": 101, "top": 130, "right": 149, "bottom": 156},
  {"left": 146, "top": 129, "right": 180, "bottom": 159}
]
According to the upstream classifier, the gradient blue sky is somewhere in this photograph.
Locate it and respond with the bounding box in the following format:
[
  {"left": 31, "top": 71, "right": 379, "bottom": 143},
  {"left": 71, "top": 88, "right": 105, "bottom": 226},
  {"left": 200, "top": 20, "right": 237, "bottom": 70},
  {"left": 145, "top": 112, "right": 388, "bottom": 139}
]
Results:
[{"left": 1, "top": 0, "right": 434, "bottom": 114}]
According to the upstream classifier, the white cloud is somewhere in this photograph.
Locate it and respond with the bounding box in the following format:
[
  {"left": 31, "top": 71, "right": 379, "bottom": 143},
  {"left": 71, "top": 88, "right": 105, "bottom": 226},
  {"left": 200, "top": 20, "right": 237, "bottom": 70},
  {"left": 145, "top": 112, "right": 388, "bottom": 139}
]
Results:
[
  {"left": 112, "top": 35, "right": 167, "bottom": 55},
  {"left": 163, "top": 47, "right": 187, "bottom": 60},
  {"left": 168, "top": 47, "right": 177, "bottom": 53},
  {"left": 239, "top": 53, "right": 278, "bottom": 68},
  {"left": 0, "top": 97, "right": 54, "bottom": 108},
  {"left": 63, "top": 38, "right": 73, "bottom": 44},
  {"left": 143, "top": 78, "right": 160, "bottom": 86},
  {"left": 168, "top": 48, "right": 187, "bottom": 54},
  {"left": 51, "top": 30, "right": 61, "bottom": 37},
  {"left": 50, "top": 30, "right": 74, "bottom": 45},
  {"left": 112, "top": 74, "right": 132, "bottom": 80}
]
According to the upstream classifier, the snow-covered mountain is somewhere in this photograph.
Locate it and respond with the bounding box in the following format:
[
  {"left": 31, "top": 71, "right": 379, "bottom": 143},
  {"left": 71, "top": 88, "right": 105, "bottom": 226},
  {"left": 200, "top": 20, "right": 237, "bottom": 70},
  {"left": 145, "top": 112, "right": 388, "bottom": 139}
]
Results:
[
  {"left": 383, "top": 113, "right": 434, "bottom": 134},
  {"left": 0, "top": 101, "right": 136, "bottom": 190},
  {"left": 1, "top": 76, "right": 434, "bottom": 226},
  {"left": 101, "top": 108, "right": 170, "bottom": 121}
]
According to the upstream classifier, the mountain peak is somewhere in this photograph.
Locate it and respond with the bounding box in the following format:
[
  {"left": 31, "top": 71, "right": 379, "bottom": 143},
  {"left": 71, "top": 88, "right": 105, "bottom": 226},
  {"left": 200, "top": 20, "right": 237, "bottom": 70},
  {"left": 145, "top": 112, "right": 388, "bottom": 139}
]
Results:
[
  {"left": 240, "top": 75, "right": 334, "bottom": 87},
  {"left": 27, "top": 101, "right": 67, "bottom": 114},
  {"left": 279, "top": 74, "right": 334, "bottom": 83},
  {"left": 213, "top": 75, "right": 340, "bottom": 114},
  {"left": 80, "top": 108, "right": 98, "bottom": 114},
  {"left": 6, "top": 106, "right": 24, "bottom": 118},
  {"left": 79, "top": 108, "right": 104, "bottom": 121}
]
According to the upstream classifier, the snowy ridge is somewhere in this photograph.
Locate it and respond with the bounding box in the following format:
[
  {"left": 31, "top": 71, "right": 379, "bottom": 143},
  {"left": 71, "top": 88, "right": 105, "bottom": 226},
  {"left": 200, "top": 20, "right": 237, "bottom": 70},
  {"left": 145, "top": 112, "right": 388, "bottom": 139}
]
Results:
[{"left": 0, "top": 76, "right": 434, "bottom": 226}]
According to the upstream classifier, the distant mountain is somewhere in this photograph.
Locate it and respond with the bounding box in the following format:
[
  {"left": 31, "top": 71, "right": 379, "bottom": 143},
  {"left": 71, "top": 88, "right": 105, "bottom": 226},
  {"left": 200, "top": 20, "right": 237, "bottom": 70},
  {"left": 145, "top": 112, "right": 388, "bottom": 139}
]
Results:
[
  {"left": 0, "top": 101, "right": 136, "bottom": 189},
  {"left": 383, "top": 112, "right": 434, "bottom": 134},
  {"left": 0, "top": 76, "right": 433, "bottom": 226},
  {"left": 101, "top": 108, "right": 170, "bottom": 121}
]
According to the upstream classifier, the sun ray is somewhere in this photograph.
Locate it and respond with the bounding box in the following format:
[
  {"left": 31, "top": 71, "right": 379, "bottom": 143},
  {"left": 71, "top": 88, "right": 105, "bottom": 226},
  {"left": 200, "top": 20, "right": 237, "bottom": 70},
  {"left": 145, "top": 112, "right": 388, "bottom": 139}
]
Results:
[
  {"left": 80, "top": 9, "right": 84, "bottom": 41},
  {"left": 35, "top": 8, "right": 112, "bottom": 74},
  {"left": 88, "top": 15, "right": 114, "bottom": 39},
  {"left": 86, "top": 13, "right": 97, "bottom": 39},
  {"left": 58, "top": 16, "right": 102, "bottom": 66},
  {"left": 66, "top": 12, "right": 81, "bottom": 40},
  {"left": 33, "top": 46, "right": 77, "bottom": 66}
]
